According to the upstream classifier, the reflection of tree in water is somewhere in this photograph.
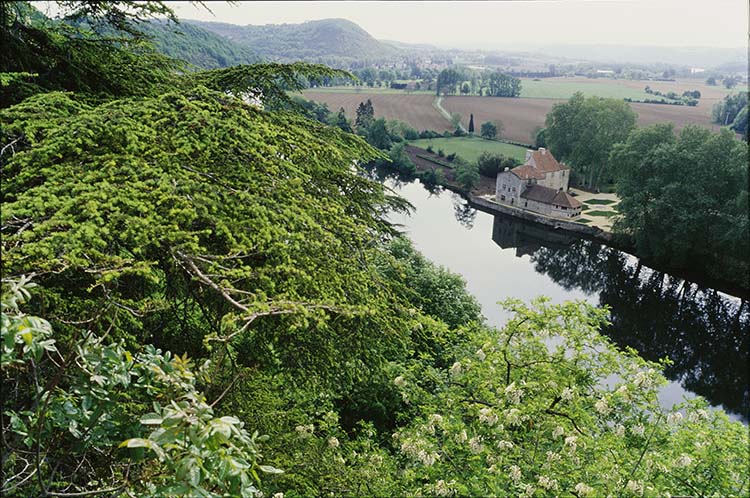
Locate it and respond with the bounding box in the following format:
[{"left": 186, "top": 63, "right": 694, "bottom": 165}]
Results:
[
  {"left": 531, "top": 239, "right": 749, "bottom": 421},
  {"left": 452, "top": 194, "right": 476, "bottom": 229}
]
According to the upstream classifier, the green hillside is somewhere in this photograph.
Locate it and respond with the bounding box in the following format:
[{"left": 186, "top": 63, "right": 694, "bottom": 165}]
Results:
[
  {"left": 143, "top": 20, "right": 260, "bottom": 69},
  {"left": 188, "top": 18, "right": 400, "bottom": 62}
]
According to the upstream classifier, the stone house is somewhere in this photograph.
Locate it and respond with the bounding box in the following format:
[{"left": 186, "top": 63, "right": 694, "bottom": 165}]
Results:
[{"left": 495, "top": 148, "right": 582, "bottom": 219}]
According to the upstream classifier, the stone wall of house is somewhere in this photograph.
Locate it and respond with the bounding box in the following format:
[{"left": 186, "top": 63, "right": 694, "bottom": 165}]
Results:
[
  {"left": 520, "top": 198, "right": 581, "bottom": 218},
  {"left": 496, "top": 171, "right": 523, "bottom": 204},
  {"left": 539, "top": 169, "right": 569, "bottom": 191}
]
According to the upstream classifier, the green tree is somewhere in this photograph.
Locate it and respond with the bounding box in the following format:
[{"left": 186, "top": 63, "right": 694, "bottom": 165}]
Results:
[
  {"left": 436, "top": 68, "right": 462, "bottom": 96},
  {"left": 455, "top": 158, "right": 480, "bottom": 191},
  {"left": 487, "top": 71, "right": 522, "bottom": 97},
  {"left": 355, "top": 98, "right": 375, "bottom": 130},
  {"left": 706, "top": 76, "right": 717, "bottom": 85},
  {"left": 545, "top": 92, "right": 637, "bottom": 190},
  {"left": 333, "top": 106, "right": 352, "bottom": 132},
  {"left": 480, "top": 121, "right": 497, "bottom": 140},
  {"left": 460, "top": 82, "right": 470, "bottom": 95},
  {"left": 610, "top": 124, "right": 748, "bottom": 285},
  {"left": 476, "top": 152, "right": 519, "bottom": 177},
  {"left": 450, "top": 111, "right": 462, "bottom": 130},
  {"left": 468, "top": 113, "right": 475, "bottom": 133},
  {"left": 366, "top": 117, "right": 392, "bottom": 150}
]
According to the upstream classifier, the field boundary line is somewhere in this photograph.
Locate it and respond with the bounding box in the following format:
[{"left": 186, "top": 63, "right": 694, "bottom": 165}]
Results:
[{"left": 433, "top": 96, "right": 466, "bottom": 133}]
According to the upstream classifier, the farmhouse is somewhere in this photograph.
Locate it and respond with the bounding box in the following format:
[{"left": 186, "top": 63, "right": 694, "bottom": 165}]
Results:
[{"left": 495, "top": 148, "right": 582, "bottom": 219}]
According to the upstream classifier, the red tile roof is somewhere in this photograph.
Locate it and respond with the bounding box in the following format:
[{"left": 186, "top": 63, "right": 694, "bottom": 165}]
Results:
[
  {"left": 520, "top": 185, "right": 582, "bottom": 209},
  {"left": 510, "top": 164, "right": 545, "bottom": 180},
  {"left": 526, "top": 148, "right": 569, "bottom": 173}
]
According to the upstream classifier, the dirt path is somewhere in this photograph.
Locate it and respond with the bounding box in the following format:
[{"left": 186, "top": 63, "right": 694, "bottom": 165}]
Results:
[{"left": 433, "top": 96, "right": 466, "bottom": 133}]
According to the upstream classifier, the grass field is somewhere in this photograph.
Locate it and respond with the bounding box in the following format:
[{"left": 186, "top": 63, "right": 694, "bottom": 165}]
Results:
[
  {"left": 408, "top": 136, "right": 528, "bottom": 163},
  {"left": 519, "top": 78, "right": 660, "bottom": 101}
]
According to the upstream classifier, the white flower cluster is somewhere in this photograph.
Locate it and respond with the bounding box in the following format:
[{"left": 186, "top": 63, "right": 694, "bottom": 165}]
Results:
[
  {"left": 478, "top": 407, "right": 498, "bottom": 426},
  {"left": 327, "top": 437, "right": 339, "bottom": 449},
  {"left": 504, "top": 408, "right": 523, "bottom": 427},
  {"left": 272, "top": 493, "right": 284, "bottom": 498},
  {"left": 626, "top": 479, "right": 644, "bottom": 495},
  {"left": 509, "top": 464, "right": 522, "bottom": 482},
  {"left": 295, "top": 424, "right": 315, "bottom": 438},
  {"left": 520, "top": 484, "right": 535, "bottom": 497},
  {"left": 666, "top": 411, "right": 683, "bottom": 424},
  {"left": 675, "top": 454, "right": 693, "bottom": 467},
  {"left": 633, "top": 368, "right": 656, "bottom": 389},
  {"left": 432, "top": 479, "right": 457, "bottom": 497},
  {"left": 546, "top": 451, "right": 561, "bottom": 462},
  {"left": 496, "top": 440, "right": 514, "bottom": 451},
  {"left": 594, "top": 397, "right": 611, "bottom": 416},
  {"left": 504, "top": 382, "right": 523, "bottom": 404},
  {"left": 450, "top": 361, "right": 463, "bottom": 377},
  {"left": 574, "top": 483, "right": 593, "bottom": 496},
  {"left": 613, "top": 424, "right": 626, "bottom": 437},
  {"left": 393, "top": 375, "right": 406, "bottom": 388},
  {"left": 560, "top": 387, "right": 575, "bottom": 401},
  {"left": 688, "top": 409, "right": 709, "bottom": 423},
  {"left": 552, "top": 425, "right": 565, "bottom": 439},
  {"left": 475, "top": 348, "right": 486, "bottom": 361},
  {"left": 564, "top": 435, "right": 578, "bottom": 453},
  {"left": 630, "top": 424, "right": 645, "bottom": 437},
  {"left": 454, "top": 429, "right": 467, "bottom": 444},
  {"left": 537, "top": 475, "right": 558, "bottom": 491},
  {"left": 400, "top": 439, "right": 440, "bottom": 467},
  {"left": 429, "top": 413, "right": 444, "bottom": 425},
  {"left": 468, "top": 436, "right": 484, "bottom": 454}
]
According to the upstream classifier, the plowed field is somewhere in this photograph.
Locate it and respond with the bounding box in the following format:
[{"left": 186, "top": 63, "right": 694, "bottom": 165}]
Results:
[
  {"left": 302, "top": 91, "right": 452, "bottom": 132},
  {"left": 442, "top": 97, "right": 722, "bottom": 144}
]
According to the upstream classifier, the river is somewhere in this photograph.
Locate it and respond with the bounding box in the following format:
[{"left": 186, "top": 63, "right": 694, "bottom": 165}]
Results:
[{"left": 384, "top": 177, "right": 748, "bottom": 423}]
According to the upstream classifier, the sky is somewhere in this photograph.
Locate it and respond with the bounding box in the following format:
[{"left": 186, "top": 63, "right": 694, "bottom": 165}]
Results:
[{"left": 163, "top": 0, "right": 749, "bottom": 49}]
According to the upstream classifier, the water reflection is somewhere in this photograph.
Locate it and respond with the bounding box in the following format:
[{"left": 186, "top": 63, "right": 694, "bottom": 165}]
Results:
[{"left": 491, "top": 214, "right": 749, "bottom": 421}]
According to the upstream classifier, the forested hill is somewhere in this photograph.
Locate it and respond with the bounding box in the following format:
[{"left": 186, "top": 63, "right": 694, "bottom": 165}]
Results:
[
  {"left": 187, "top": 18, "right": 400, "bottom": 62},
  {"left": 143, "top": 20, "right": 260, "bottom": 69}
]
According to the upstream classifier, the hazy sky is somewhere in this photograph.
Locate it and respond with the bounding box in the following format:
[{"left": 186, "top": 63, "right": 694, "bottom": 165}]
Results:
[{"left": 164, "top": 0, "right": 748, "bottom": 49}]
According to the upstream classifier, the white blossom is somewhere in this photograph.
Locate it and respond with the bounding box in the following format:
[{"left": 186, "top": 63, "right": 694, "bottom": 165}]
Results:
[
  {"left": 675, "top": 454, "right": 693, "bottom": 467},
  {"left": 688, "top": 409, "right": 709, "bottom": 422},
  {"left": 455, "top": 429, "right": 467, "bottom": 444},
  {"left": 552, "top": 425, "right": 565, "bottom": 439},
  {"left": 509, "top": 464, "right": 522, "bottom": 482},
  {"left": 667, "top": 412, "right": 683, "bottom": 424},
  {"left": 560, "top": 387, "right": 575, "bottom": 401},
  {"left": 475, "top": 348, "right": 486, "bottom": 361},
  {"left": 594, "top": 398, "right": 611, "bottom": 415},
  {"left": 429, "top": 414, "right": 444, "bottom": 425},
  {"left": 478, "top": 407, "right": 498, "bottom": 426},
  {"left": 626, "top": 479, "right": 644, "bottom": 495},
  {"left": 393, "top": 375, "right": 406, "bottom": 388},
  {"left": 417, "top": 449, "right": 439, "bottom": 466},
  {"left": 564, "top": 435, "right": 578, "bottom": 452},
  {"left": 295, "top": 424, "right": 314, "bottom": 437},
  {"left": 468, "top": 436, "right": 484, "bottom": 454},
  {"left": 327, "top": 437, "right": 340, "bottom": 449},
  {"left": 496, "top": 440, "right": 514, "bottom": 450},
  {"left": 520, "top": 484, "right": 535, "bottom": 497},
  {"left": 546, "top": 451, "right": 561, "bottom": 462},
  {"left": 630, "top": 424, "right": 645, "bottom": 437},
  {"left": 574, "top": 483, "right": 593, "bottom": 496},
  {"left": 614, "top": 424, "right": 626, "bottom": 437},
  {"left": 272, "top": 493, "right": 284, "bottom": 498},
  {"left": 433, "top": 479, "right": 456, "bottom": 497},
  {"left": 537, "top": 475, "right": 558, "bottom": 490},
  {"left": 450, "top": 362, "right": 463, "bottom": 376},
  {"left": 505, "top": 408, "right": 523, "bottom": 427},
  {"left": 504, "top": 382, "right": 523, "bottom": 404}
]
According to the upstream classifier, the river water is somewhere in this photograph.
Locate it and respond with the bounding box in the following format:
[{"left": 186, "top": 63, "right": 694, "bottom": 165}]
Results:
[{"left": 384, "top": 178, "right": 748, "bottom": 423}]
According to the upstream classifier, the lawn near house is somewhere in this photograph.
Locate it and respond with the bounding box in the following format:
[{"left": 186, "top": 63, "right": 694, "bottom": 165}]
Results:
[
  {"left": 570, "top": 189, "right": 621, "bottom": 231},
  {"left": 408, "top": 136, "right": 528, "bottom": 163}
]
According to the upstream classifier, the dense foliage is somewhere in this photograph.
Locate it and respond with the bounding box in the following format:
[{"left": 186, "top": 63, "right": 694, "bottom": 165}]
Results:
[
  {"left": 2, "top": 2, "right": 748, "bottom": 496},
  {"left": 142, "top": 20, "right": 261, "bottom": 69},
  {"left": 545, "top": 92, "right": 637, "bottom": 190},
  {"left": 712, "top": 91, "right": 749, "bottom": 139},
  {"left": 610, "top": 124, "right": 749, "bottom": 287}
]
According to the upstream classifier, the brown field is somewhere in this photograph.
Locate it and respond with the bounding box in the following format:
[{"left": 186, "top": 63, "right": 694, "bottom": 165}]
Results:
[
  {"left": 302, "top": 91, "right": 452, "bottom": 132},
  {"left": 443, "top": 96, "right": 722, "bottom": 144}
]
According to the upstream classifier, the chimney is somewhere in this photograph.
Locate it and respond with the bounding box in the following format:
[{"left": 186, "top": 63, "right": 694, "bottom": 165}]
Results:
[
  {"left": 539, "top": 147, "right": 546, "bottom": 155},
  {"left": 503, "top": 167, "right": 509, "bottom": 172}
]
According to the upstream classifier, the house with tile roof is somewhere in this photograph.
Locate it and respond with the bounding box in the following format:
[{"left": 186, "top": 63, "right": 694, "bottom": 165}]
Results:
[{"left": 495, "top": 148, "right": 582, "bottom": 219}]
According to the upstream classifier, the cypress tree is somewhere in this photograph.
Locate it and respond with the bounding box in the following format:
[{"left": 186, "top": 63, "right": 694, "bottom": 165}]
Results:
[{"left": 468, "top": 113, "right": 475, "bottom": 133}]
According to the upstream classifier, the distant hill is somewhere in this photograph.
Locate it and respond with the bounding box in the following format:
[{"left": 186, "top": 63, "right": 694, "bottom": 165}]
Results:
[
  {"left": 187, "top": 18, "right": 400, "bottom": 62},
  {"left": 143, "top": 20, "right": 260, "bottom": 69}
]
